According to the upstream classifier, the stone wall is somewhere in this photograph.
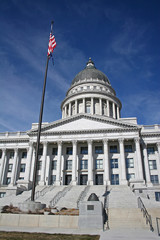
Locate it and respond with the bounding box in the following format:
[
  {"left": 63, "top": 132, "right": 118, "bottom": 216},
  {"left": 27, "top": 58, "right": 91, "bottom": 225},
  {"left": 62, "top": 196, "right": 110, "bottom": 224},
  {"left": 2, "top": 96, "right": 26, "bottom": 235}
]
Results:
[{"left": 0, "top": 214, "right": 78, "bottom": 229}]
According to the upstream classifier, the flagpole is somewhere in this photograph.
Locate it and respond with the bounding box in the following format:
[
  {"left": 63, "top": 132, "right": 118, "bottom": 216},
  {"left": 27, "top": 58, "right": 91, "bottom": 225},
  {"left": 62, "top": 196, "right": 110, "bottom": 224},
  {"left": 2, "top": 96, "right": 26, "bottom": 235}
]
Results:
[{"left": 31, "top": 21, "right": 54, "bottom": 202}]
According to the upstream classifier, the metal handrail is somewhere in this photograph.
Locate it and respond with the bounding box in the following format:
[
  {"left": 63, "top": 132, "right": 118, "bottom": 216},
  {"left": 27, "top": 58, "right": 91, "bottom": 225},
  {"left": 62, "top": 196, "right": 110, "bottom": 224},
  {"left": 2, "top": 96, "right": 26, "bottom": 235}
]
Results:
[
  {"left": 156, "top": 218, "right": 160, "bottom": 236},
  {"left": 49, "top": 185, "right": 72, "bottom": 207},
  {"left": 77, "top": 186, "right": 90, "bottom": 208},
  {"left": 25, "top": 186, "right": 50, "bottom": 201},
  {"left": 138, "top": 197, "right": 154, "bottom": 231}
]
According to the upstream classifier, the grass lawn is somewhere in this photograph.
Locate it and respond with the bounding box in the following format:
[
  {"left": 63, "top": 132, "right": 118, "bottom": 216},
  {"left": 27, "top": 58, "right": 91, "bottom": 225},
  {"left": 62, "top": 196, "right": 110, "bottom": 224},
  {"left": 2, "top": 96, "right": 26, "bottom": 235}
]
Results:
[{"left": 0, "top": 231, "right": 100, "bottom": 240}]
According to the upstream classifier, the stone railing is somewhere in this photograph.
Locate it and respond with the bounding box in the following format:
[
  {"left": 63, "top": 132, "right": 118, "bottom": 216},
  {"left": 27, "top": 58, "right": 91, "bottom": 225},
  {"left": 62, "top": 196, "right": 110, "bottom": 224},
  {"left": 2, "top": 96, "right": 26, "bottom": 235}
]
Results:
[
  {"left": 141, "top": 125, "right": 160, "bottom": 131},
  {"left": 49, "top": 185, "right": 72, "bottom": 207},
  {"left": 0, "top": 131, "right": 27, "bottom": 137},
  {"left": 77, "top": 186, "right": 90, "bottom": 208}
]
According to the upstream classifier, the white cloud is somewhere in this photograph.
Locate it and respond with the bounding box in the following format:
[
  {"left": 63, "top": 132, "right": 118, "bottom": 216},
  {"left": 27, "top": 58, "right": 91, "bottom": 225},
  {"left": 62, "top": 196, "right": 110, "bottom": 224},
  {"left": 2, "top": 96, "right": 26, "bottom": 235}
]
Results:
[{"left": 122, "top": 90, "right": 160, "bottom": 125}]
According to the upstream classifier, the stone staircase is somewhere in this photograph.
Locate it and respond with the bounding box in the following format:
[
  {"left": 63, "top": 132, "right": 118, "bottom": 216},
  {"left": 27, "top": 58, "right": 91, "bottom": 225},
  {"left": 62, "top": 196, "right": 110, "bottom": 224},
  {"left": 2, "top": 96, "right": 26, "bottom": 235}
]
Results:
[
  {"left": 107, "top": 185, "right": 148, "bottom": 230},
  {"left": 107, "top": 185, "right": 138, "bottom": 208},
  {"left": 55, "top": 186, "right": 86, "bottom": 209},
  {"left": 0, "top": 186, "right": 46, "bottom": 207},
  {"left": 83, "top": 185, "right": 106, "bottom": 204},
  {"left": 36, "top": 186, "right": 66, "bottom": 207}
]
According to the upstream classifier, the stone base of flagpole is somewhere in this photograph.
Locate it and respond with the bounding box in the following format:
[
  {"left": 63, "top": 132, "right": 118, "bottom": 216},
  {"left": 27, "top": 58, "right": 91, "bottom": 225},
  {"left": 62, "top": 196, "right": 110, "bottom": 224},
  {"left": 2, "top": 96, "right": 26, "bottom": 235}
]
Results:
[{"left": 18, "top": 201, "right": 46, "bottom": 213}]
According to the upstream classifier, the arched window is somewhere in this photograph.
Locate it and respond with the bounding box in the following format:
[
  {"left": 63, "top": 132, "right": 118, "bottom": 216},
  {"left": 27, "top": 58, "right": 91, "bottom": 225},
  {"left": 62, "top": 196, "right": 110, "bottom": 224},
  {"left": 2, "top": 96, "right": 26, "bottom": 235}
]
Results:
[
  {"left": 102, "top": 100, "right": 107, "bottom": 115},
  {"left": 86, "top": 100, "right": 91, "bottom": 114},
  {"left": 71, "top": 104, "right": 75, "bottom": 115}
]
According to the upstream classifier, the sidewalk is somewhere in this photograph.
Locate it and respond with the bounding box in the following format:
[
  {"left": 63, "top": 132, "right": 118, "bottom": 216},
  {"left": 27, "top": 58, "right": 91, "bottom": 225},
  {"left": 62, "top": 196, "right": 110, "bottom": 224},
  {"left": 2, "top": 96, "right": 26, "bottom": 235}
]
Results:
[{"left": 0, "top": 226, "right": 159, "bottom": 240}]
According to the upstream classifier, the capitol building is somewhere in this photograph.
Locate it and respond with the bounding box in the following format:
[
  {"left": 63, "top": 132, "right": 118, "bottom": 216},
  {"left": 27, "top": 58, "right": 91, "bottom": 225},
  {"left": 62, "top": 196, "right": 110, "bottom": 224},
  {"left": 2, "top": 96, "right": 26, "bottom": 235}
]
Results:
[{"left": 0, "top": 58, "right": 160, "bottom": 203}]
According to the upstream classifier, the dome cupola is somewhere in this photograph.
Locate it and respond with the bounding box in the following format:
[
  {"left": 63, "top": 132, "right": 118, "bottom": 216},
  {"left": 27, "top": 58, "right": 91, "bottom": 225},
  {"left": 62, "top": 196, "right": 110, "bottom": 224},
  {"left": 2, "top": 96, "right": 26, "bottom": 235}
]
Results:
[
  {"left": 61, "top": 58, "right": 122, "bottom": 119},
  {"left": 71, "top": 58, "right": 110, "bottom": 86}
]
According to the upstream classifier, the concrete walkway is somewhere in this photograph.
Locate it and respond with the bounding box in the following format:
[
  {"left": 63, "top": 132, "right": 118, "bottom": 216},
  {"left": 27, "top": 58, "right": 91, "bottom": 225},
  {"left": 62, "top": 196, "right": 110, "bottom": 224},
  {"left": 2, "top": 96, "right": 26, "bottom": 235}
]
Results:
[{"left": 0, "top": 226, "right": 159, "bottom": 240}]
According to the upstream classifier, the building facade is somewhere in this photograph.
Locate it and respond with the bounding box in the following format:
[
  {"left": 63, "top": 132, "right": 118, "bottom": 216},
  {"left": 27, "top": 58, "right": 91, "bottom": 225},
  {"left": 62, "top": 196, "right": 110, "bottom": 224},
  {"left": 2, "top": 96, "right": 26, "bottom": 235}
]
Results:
[{"left": 0, "top": 58, "right": 160, "bottom": 199}]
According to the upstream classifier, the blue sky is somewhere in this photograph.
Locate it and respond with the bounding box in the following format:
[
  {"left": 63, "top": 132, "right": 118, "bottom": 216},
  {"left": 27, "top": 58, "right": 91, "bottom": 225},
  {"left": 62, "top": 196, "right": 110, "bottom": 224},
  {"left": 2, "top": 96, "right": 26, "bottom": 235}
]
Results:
[{"left": 0, "top": 0, "right": 160, "bottom": 132}]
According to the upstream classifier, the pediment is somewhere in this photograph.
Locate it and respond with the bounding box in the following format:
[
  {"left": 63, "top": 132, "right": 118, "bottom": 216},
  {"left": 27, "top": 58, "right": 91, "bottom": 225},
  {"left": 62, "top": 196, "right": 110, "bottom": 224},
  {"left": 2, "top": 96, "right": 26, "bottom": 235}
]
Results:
[{"left": 29, "top": 114, "right": 139, "bottom": 135}]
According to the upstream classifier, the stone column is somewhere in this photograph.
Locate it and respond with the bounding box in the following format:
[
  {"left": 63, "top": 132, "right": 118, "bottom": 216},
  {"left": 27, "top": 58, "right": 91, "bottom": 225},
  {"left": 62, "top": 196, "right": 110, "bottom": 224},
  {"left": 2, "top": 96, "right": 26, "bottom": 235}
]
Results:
[
  {"left": 25, "top": 142, "right": 33, "bottom": 183},
  {"left": 55, "top": 141, "right": 62, "bottom": 185},
  {"left": 83, "top": 98, "right": 85, "bottom": 113},
  {"left": 107, "top": 100, "right": 110, "bottom": 117},
  {"left": 69, "top": 103, "right": 71, "bottom": 117},
  {"left": 103, "top": 139, "right": 110, "bottom": 185},
  {"left": 157, "top": 143, "right": 160, "bottom": 159},
  {"left": 30, "top": 145, "right": 36, "bottom": 182},
  {"left": 112, "top": 102, "right": 116, "bottom": 119},
  {"left": 0, "top": 149, "right": 6, "bottom": 184},
  {"left": 10, "top": 148, "right": 19, "bottom": 185},
  {"left": 156, "top": 143, "right": 160, "bottom": 182},
  {"left": 75, "top": 100, "right": 78, "bottom": 115},
  {"left": 72, "top": 140, "right": 77, "bottom": 185},
  {"left": 99, "top": 98, "right": 102, "bottom": 115},
  {"left": 119, "top": 139, "right": 127, "bottom": 185},
  {"left": 88, "top": 140, "right": 93, "bottom": 185},
  {"left": 117, "top": 107, "right": 120, "bottom": 119},
  {"left": 40, "top": 142, "right": 48, "bottom": 185},
  {"left": 135, "top": 138, "right": 144, "bottom": 181},
  {"left": 91, "top": 97, "right": 94, "bottom": 115},
  {"left": 64, "top": 105, "right": 67, "bottom": 118},
  {"left": 142, "top": 143, "right": 152, "bottom": 186}
]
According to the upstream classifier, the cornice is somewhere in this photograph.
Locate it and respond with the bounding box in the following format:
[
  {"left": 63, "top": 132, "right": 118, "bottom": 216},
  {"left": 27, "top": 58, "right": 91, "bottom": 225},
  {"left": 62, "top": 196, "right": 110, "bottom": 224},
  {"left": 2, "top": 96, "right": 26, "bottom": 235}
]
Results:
[
  {"left": 0, "top": 139, "right": 29, "bottom": 144},
  {"left": 141, "top": 132, "right": 160, "bottom": 138},
  {"left": 29, "top": 127, "right": 140, "bottom": 137}
]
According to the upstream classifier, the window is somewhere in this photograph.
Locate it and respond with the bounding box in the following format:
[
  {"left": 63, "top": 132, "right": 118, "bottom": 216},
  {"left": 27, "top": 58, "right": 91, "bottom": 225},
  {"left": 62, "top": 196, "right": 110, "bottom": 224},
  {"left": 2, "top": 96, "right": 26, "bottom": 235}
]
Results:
[
  {"left": 20, "top": 164, "right": 26, "bottom": 172},
  {"left": 96, "top": 159, "right": 103, "bottom": 169},
  {"left": 110, "top": 145, "right": 118, "bottom": 153},
  {"left": 51, "top": 175, "right": 56, "bottom": 184},
  {"left": 95, "top": 146, "right": 103, "bottom": 154},
  {"left": 111, "top": 174, "right": 119, "bottom": 185},
  {"left": 0, "top": 192, "right": 6, "bottom": 198},
  {"left": 10, "top": 151, "right": 14, "bottom": 159},
  {"left": 155, "top": 192, "right": 160, "bottom": 201},
  {"left": 125, "top": 145, "right": 133, "bottom": 153},
  {"left": 0, "top": 150, "right": 2, "bottom": 158},
  {"left": 81, "top": 147, "right": 88, "bottom": 154},
  {"left": 86, "top": 102, "right": 91, "bottom": 114},
  {"left": 19, "top": 177, "right": 24, "bottom": 180},
  {"left": 52, "top": 147, "right": 58, "bottom": 155},
  {"left": 52, "top": 160, "right": 57, "bottom": 170},
  {"left": 8, "top": 164, "right": 13, "bottom": 172},
  {"left": 6, "top": 177, "right": 11, "bottom": 185},
  {"left": 149, "top": 160, "right": 157, "bottom": 170},
  {"left": 150, "top": 175, "right": 159, "bottom": 185},
  {"left": 81, "top": 160, "right": 88, "bottom": 170},
  {"left": 111, "top": 159, "right": 118, "bottom": 168},
  {"left": 38, "top": 148, "right": 43, "bottom": 156},
  {"left": 66, "top": 147, "right": 72, "bottom": 155},
  {"left": 147, "top": 146, "right": 155, "bottom": 155},
  {"left": 37, "top": 161, "right": 42, "bottom": 170},
  {"left": 22, "top": 151, "right": 27, "bottom": 158},
  {"left": 66, "top": 160, "right": 72, "bottom": 170},
  {"left": 127, "top": 173, "right": 135, "bottom": 180},
  {"left": 126, "top": 158, "right": 134, "bottom": 168}
]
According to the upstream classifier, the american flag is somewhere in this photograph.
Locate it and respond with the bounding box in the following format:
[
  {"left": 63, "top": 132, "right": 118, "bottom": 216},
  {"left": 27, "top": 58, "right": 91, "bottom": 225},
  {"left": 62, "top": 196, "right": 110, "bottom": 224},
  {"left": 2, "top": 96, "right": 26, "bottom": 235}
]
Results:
[{"left": 48, "top": 33, "right": 56, "bottom": 56}]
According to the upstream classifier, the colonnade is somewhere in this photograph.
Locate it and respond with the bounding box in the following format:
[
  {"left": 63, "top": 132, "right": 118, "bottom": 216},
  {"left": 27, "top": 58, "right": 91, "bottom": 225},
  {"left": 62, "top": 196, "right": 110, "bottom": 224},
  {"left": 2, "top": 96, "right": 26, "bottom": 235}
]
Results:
[
  {"left": 62, "top": 97, "right": 120, "bottom": 119},
  {"left": 1, "top": 139, "right": 160, "bottom": 187}
]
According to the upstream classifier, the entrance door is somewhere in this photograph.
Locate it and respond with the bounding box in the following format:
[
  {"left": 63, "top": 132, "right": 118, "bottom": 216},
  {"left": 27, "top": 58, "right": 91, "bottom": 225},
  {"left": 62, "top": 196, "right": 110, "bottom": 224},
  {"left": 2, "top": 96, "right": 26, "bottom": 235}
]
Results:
[
  {"left": 80, "top": 175, "right": 88, "bottom": 185},
  {"left": 111, "top": 174, "right": 119, "bottom": 185},
  {"left": 65, "top": 175, "right": 72, "bottom": 185},
  {"left": 96, "top": 174, "right": 103, "bottom": 185}
]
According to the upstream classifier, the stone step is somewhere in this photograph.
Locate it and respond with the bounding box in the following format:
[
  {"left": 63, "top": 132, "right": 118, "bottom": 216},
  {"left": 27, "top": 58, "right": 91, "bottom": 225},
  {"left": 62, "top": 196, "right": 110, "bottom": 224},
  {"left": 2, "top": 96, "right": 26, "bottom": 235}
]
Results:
[{"left": 108, "top": 208, "right": 149, "bottom": 229}]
